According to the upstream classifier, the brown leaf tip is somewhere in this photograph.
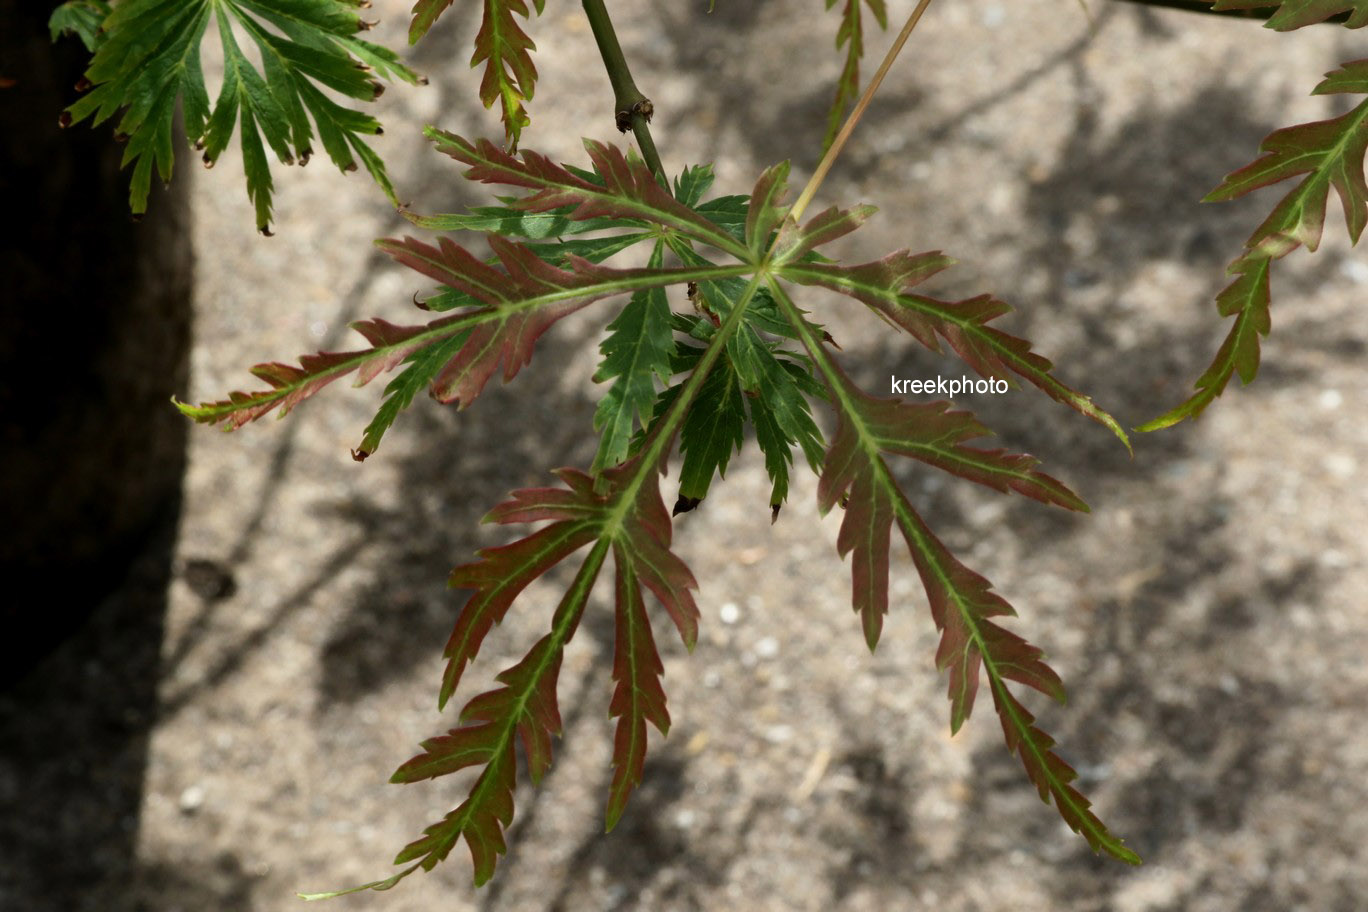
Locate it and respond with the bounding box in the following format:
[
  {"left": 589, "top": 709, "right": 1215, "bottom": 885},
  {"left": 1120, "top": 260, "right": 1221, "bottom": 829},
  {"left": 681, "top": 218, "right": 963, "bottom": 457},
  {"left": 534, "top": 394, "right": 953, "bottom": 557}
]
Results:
[
  {"left": 771, "top": 503, "right": 781, "bottom": 524},
  {"left": 74, "top": 76, "right": 91, "bottom": 92},
  {"left": 57, "top": 111, "right": 72, "bottom": 128},
  {"left": 672, "top": 495, "right": 702, "bottom": 516},
  {"left": 351, "top": 447, "right": 369, "bottom": 462}
]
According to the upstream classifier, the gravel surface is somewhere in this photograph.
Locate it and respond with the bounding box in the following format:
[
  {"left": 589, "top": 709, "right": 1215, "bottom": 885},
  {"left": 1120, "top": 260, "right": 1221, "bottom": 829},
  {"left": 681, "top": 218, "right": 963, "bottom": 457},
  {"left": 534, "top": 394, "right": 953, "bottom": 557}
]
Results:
[{"left": 7, "top": 2, "right": 1368, "bottom": 910}]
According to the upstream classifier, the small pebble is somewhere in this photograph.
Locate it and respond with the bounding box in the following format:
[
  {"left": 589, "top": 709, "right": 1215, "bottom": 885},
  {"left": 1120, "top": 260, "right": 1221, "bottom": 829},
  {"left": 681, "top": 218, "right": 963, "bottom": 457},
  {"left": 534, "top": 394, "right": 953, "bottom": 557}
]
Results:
[{"left": 179, "top": 785, "right": 205, "bottom": 814}]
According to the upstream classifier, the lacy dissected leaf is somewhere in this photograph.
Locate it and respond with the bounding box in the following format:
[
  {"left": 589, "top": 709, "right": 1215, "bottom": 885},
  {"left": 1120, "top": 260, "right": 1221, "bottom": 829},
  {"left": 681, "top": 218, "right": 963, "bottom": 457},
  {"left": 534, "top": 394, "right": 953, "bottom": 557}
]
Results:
[
  {"left": 777, "top": 251, "right": 1130, "bottom": 448},
  {"left": 729, "top": 324, "right": 827, "bottom": 510},
  {"left": 409, "top": 0, "right": 544, "bottom": 149},
  {"left": 49, "top": 1, "right": 110, "bottom": 52},
  {"left": 822, "top": 0, "right": 887, "bottom": 150},
  {"left": 813, "top": 358, "right": 1087, "bottom": 649},
  {"left": 1142, "top": 59, "right": 1368, "bottom": 429},
  {"left": 746, "top": 161, "right": 793, "bottom": 258},
  {"left": 376, "top": 454, "right": 696, "bottom": 888},
  {"left": 1211, "top": 0, "right": 1368, "bottom": 28},
  {"left": 674, "top": 162, "right": 718, "bottom": 207},
  {"left": 675, "top": 345, "right": 747, "bottom": 503},
  {"left": 762, "top": 279, "right": 1135, "bottom": 863},
  {"left": 56, "top": 0, "right": 420, "bottom": 231},
  {"left": 605, "top": 559, "right": 670, "bottom": 831},
  {"left": 426, "top": 129, "right": 750, "bottom": 259},
  {"left": 178, "top": 234, "right": 749, "bottom": 456},
  {"left": 592, "top": 242, "right": 676, "bottom": 472}
]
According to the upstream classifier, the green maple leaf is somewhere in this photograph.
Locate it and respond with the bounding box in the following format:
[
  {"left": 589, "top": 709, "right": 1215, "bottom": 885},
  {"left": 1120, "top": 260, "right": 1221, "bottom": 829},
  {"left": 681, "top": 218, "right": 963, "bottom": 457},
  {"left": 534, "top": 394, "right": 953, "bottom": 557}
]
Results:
[
  {"left": 408, "top": 0, "right": 545, "bottom": 149},
  {"left": 1143, "top": 58, "right": 1368, "bottom": 429},
  {"left": 821, "top": 0, "right": 887, "bottom": 150},
  {"left": 1211, "top": 0, "right": 1368, "bottom": 28},
  {"left": 48, "top": 0, "right": 110, "bottom": 51},
  {"left": 50, "top": 0, "right": 420, "bottom": 232},
  {"left": 183, "top": 135, "right": 1135, "bottom": 893},
  {"left": 592, "top": 241, "right": 676, "bottom": 473}
]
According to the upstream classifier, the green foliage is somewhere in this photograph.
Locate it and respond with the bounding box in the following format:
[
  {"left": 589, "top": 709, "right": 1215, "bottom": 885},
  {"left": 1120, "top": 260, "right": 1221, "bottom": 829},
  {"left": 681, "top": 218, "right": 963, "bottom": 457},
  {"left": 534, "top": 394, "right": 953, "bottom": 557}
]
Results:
[
  {"left": 822, "top": 0, "right": 887, "bottom": 150},
  {"left": 49, "top": 0, "right": 421, "bottom": 231},
  {"left": 408, "top": 0, "right": 546, "bottom": 149},
  {"left": 1143, "top": 56, "right": 1368, "bottom": 429},
  {"left": 186, "top": 128, "right": 1136, "bottom": 895},
  {"left": 65, "top": 0, "right": 1368, "bottom": 898},
  {"left": 1211, "top": 0, "right": 1368, "bottom": 29},
  {"left": 48, "top": 0, "right": 110, "bottom": 51}
]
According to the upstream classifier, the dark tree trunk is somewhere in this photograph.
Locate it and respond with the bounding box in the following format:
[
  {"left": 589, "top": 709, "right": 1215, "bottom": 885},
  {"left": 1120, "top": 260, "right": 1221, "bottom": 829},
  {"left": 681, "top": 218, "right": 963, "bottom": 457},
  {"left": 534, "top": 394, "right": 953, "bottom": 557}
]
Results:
[
  {"left": 0, "top": 1, "right": 192, "bottom": 681},
  {"left": 0, "top": 9, "right": 191, "bottom": 908}
]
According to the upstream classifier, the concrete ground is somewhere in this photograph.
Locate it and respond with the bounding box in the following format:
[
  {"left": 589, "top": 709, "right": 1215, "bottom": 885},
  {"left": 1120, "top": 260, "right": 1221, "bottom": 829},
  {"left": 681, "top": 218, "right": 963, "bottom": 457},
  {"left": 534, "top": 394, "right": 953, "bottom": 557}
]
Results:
[{"left": 6, "top": 1, "right": 1368, "bottom": 910}]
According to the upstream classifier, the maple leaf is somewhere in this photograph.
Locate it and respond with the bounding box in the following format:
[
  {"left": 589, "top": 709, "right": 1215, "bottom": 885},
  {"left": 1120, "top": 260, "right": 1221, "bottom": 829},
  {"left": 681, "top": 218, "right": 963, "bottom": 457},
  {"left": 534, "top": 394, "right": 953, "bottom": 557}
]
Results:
[
  {"left": 822, "top": 0, "right": 888, "bottom": 150},
  {"left": 206, "top": 137, "right": 1132, "bottom": 893},
  {"left": 305, "top": 439, "right": 699, "bottom": 896},
  {"left": 592, "top": 242, "right": 676, "bottom": 472},
  {"left": 426, "top": 129, "right": 752, "bottom": 260},
  {"left": 1142, "top": 58, "right": 1368, "bottom": 429},
  {"left": 1211, "top": 0, "right": 1368, "bottom": 28},
  {"left": 408, "top": 1, "right": 544, "bottom": 150},
  {"left": 763, "top": 278, "right": 1138, "bottom": 864},
  {"left": 776, "top": 245, "right": 1131, "bottom": 449},
  {"left": 177, "top": 235, "right": 750, "bottom": 457},
  {"left": 48, "top": 0, "right": 109, "bottom": 51},
  {"left": 52, "top": 0, "right": 420, "bottom": 231}
]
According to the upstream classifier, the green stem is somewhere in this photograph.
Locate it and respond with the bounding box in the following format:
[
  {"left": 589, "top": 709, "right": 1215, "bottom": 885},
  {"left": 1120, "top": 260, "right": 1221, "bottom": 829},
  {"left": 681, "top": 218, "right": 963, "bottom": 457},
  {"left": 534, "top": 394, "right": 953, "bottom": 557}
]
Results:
[
  {"left": 581, "top": 0, "right": 668, "bottom": 188},
  {"left": 791, "top": 0, "right": 937, "bottom": 224}
]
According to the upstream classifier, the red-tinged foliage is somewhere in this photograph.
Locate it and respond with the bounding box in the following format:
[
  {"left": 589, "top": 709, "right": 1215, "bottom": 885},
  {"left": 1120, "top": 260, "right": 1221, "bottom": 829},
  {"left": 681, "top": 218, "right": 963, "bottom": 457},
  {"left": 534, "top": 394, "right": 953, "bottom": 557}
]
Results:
[
  {"left": 409, "top": 0, "right": 544, "bottom": 149},
  {"left": 426, "top": 130, "right": 748, "bottom": 257},
  {"left": 181, "top": 231, "right": 737, "bottom": 435},
  {"left": 779, "top": 253, "right": 1129, "bottom": 447},
  {"left": 754, "top": 275, "right": 1135, "bottom": 864},
  {"left": 745, "top": 161, "right": 791, "bottom": 256},
  {"left": 1212, "top": 0, "right": 1368, "bottom": 29},
  {"left": 387, "top": 451, "right": 698, "bottom": 886},
  {"left": 376, "top": 235, "right": 607, "bottom": 406},
  {"left": 991, "top": 682, "right": 1140, "bottom": 863},
  {"left": 605, "top": 560, "right": 670, "bottom": 831},
  {"left": 175, "top": 315, "right": 466, "bottom": 428},
  {"left": 771, "top": 203, "right": 878, "bottom": 263},
  {"left": 390, "top": 633, "right": 567, "bottom": 886},
  {"left": 1144, "top": 58, "right": 1368, "bottom": 429},
  {"left": 816, "top": 362, "right": 1085, "bottom": 650},
  {"left": 813, "top": 388, "right": 1137, "bottom": 863}
]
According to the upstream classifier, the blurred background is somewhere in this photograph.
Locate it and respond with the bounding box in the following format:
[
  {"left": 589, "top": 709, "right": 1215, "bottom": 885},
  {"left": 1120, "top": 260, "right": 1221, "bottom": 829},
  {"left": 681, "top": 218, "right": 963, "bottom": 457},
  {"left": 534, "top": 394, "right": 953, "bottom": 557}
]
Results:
[{"left": 3, "top": 1, "right": 1368, "bottom": 909}]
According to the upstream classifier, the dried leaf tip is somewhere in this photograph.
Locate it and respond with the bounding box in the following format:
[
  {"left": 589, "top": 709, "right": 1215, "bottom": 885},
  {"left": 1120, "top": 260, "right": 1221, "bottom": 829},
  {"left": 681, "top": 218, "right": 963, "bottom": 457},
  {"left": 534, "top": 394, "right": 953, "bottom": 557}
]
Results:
[
  {"left": 351, "top": 448, "right": 369, "bottom": 462},
  {"left": 74, "top": 76, "right": 91, "bottom": 92},
  {"left": 673, "top": 495, "right": 702, "bottom": 516},
  {"left": 57, "top": 111, "right": 71, "bottom": 128}
]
